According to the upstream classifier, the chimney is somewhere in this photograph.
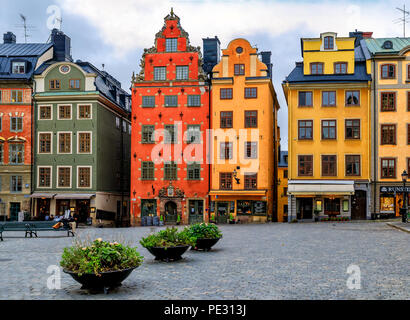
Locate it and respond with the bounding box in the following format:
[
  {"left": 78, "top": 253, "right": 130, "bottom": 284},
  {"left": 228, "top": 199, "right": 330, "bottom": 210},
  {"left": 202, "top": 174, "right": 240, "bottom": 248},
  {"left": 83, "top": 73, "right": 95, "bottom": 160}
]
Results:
[
  {"left": 51, "top": 29, "right": 72, "bottom": 62},
  {"left": 349, "top": 30, "right": 372, "bottom": 47},
  {"left": 260, "top": 51, "right": 272, "bottom": 79},
  {"left": 202, "top": 36, "right": 221, "bottom": 76},
  {"left": 3, "top": 32, "right": 16, "bottom": 44}
]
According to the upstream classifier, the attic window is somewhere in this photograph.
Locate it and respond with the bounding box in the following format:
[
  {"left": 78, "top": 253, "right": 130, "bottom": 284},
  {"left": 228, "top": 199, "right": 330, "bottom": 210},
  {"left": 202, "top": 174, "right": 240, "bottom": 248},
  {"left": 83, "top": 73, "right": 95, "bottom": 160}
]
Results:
[
  {"left": 324, "top": 36, "right": 334, "bottom": 50},
  {"left": 12, "top": 62, "right": 25, "bottom": 74},
  {"left": 383, "top": 40, "right": 393, "bottom": 49},
  {"left": 166, "top": 38, "right": 178, "bottom": 52}
]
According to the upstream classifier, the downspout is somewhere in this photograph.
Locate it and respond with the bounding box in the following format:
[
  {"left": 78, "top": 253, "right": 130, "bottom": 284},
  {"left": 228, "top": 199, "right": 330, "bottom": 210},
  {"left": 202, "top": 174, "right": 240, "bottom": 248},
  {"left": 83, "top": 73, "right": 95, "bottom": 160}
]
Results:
[
  {"left": 207, "top": 73, "right": 211, "bottom": 223},
  {"left": 30, "top": 78, "right": 36, "bottom": 218},
  {"left": 372, "top": 59, "right": 377, "bottom": 219}
]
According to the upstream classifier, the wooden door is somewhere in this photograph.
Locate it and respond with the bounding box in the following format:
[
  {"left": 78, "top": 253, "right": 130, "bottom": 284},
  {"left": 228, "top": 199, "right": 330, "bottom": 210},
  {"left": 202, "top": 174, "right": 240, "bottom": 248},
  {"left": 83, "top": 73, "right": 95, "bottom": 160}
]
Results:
[{"left": 351, "top": 191, "right": 367, "bottom": 220}]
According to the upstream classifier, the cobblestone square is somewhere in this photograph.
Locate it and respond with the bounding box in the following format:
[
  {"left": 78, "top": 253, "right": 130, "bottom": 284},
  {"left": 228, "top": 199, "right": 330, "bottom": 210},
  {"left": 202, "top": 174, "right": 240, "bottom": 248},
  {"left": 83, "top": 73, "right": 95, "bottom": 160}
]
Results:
[{"left": 0, "top": 222, "right": 409, "bottom": 300}]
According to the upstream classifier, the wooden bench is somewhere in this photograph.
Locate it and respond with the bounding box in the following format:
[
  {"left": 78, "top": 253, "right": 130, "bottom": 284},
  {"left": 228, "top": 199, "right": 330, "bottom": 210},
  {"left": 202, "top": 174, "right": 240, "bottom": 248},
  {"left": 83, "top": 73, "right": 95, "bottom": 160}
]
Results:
[{"left": 0, "top": 221, "right": 74, "bottom": 241}]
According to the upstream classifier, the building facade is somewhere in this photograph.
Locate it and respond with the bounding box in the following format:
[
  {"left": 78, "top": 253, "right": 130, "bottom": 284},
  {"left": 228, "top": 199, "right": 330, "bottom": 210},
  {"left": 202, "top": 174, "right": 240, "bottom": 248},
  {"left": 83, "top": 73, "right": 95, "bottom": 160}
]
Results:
[
  {"left": 0, "top": 32, "right": 54, "bottom": 220},
  {"left": 130, "top": 10, "right": 209, "bottom": 226},
  {"left": 277, "top": 150, "right": 288, "bottom": 222},
  {"left": 32, "top": 30, "right": 131, "bottom": 226},
  {"left": 365, "top": 37, "right": 410, "bottom": 218},
  {"left": 283, "top": 32, "right": 372, "bottom": 221},
  {"left": 209, "top": 38, "right": 280, "bottom": 223}
]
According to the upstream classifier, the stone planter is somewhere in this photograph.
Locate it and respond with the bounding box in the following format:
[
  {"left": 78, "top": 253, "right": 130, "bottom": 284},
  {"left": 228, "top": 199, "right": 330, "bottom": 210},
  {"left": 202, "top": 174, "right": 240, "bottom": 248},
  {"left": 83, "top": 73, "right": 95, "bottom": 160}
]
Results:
[
  {"left": 193, "top": 238, "right": 221, "bottom": 251},
  {"left": 146, "top": 245, "right": 190, "bottom": 262},
  {"left": 64, "top": 267, "right": 137, "bottom": 294}
]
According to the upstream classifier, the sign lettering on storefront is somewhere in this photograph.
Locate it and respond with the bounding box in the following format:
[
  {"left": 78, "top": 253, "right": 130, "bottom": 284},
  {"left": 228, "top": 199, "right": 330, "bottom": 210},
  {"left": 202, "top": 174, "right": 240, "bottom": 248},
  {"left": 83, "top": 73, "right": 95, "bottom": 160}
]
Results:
[{"left": 380, "top": 186, "right": 410, "bottom": 193}]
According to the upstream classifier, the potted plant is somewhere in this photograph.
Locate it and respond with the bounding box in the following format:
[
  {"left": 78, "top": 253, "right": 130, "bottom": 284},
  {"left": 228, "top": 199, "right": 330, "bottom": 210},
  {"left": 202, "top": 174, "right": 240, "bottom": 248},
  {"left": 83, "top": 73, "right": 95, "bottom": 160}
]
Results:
[
  {"left": 229, "top": 213, "right": 236, "bottom": 224},
  {"left": 61, "top": 238, "right": 143, "bottom": 293},
  {"left": 159, "top": 215, "right": 164, "bottom": 226},
  {"left": 140, "top": 227, "right": 195, "bottom": 262},
  {"left": 176, "top": 214, "right": 181, "bottom": 225},
  {"left": 185, "top": 223, "right": 222, "bottom": 251},
  {"left": 210, "top": 213, "right": 216, "bottom": 224}
]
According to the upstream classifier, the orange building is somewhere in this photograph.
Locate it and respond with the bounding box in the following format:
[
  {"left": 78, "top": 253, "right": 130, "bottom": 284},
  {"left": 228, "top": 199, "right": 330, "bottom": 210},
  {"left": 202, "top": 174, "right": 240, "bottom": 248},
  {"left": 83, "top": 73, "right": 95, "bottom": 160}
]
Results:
[{"left": 130, "top": 10, "right": 209, "bottom": 225}]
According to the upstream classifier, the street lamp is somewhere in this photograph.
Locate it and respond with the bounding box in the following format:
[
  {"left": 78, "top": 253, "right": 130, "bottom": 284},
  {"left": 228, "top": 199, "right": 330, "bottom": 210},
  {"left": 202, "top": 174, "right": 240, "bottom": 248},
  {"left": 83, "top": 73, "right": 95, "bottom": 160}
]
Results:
[{"left": 401, "top": 170, "right": 408, "bottom": 223}]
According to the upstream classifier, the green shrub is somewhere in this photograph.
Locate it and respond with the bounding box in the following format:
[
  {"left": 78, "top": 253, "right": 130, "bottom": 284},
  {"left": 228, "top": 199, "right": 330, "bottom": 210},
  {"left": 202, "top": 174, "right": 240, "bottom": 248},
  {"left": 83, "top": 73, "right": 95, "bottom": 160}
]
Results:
[
  {"left": 60, "top": 238, "right": 143, "bottom": 276},
  {"left": 185, "top": 223, "right": 222, "bottom": 242},
  {"left": 140, "top": 227, "right": 195, "bottom": 249}
]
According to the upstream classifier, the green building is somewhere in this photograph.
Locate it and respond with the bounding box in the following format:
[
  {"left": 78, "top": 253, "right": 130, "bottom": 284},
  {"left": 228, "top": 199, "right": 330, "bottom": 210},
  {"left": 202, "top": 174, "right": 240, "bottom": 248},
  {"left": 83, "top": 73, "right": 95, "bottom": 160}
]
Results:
[{"left": 31, "top": 30, "right": 131, "bottom": 226}]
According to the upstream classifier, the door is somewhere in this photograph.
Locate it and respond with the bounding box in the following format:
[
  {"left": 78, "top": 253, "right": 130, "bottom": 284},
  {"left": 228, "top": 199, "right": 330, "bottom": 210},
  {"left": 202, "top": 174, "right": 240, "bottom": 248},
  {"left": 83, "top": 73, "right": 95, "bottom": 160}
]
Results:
[
  {"left": 56, "top": 200, "right": 70, "bottom": 216},
  {"left": 324, "top": 198, "right": 340, "bottom": 216},
  {"left": 76, "top": 200, "right": 90, "bottom": 223},
  {"left": 351, "top": 191, "right": 367, "bottom": 220},
  {"left": 216, "top": 202, "right": 229, "bottom": 224},
  {"left": 297, "top": 198, "right": 313, "bottom": 220},
  {"left": 37, "top": 199, "right": 50, "bottom": 220},
  {"left": 188, "top": 200, "right": 204, "bottom": 224},
  {"left": 9, "top": 202, "right": 20, "bottom": 221},
  {"left": 165, "top": 201, "right": 177, "bottom": 223}
]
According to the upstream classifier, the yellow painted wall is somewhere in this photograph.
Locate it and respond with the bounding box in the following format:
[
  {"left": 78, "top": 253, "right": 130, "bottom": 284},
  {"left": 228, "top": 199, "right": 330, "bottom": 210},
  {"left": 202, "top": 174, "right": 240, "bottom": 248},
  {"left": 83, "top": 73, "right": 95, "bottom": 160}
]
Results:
[{"left": 277, "top": 167, "right": 288, "bottom": 222}]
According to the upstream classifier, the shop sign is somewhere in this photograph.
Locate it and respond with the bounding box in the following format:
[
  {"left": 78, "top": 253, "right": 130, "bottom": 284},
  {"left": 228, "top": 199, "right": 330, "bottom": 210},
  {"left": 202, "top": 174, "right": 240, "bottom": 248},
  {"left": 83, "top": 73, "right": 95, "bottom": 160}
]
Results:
[{"left": 380, "top": 186, "right": 410, "bottom": 193}]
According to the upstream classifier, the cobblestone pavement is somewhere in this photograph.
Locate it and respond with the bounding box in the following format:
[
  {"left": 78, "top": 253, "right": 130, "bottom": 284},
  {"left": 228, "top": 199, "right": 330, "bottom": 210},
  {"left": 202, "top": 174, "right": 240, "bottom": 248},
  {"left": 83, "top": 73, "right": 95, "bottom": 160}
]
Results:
[{"left": 0, "top": 221, "right": 409, "bottom": 300}]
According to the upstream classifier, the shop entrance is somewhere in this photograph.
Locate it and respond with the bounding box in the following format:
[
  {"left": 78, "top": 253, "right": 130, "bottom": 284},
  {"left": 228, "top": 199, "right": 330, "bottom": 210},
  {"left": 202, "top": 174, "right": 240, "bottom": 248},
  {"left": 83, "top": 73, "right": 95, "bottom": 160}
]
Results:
[
  {"left": 9, "top": 202, "right": 20, "bottom": 221},
  {"left": 188, "top": 200, "right": 204, "bottom": 224},
  {"left": 165, "top": 201, "right": 178, "bottom": 223},
  {"left": 324, "top": 198, "right": 340, "bottom": 216},
  {"left": 351, "top": 191, "right": 367, "bottom": 220},
  {"left": 297, "top": 198, "right": 313, "bottom": 220},
  {"left": 76, "top": 199, "right": 90, "bottom": 223},
  {"left": 37, "top": 198, "right": 50, "bottom": 220},
  {"left": 56, "top": 200, "right": 70, "bottom": 217},
  {"left": 216, "top": 202, "right": 232, "bottom": 224}
]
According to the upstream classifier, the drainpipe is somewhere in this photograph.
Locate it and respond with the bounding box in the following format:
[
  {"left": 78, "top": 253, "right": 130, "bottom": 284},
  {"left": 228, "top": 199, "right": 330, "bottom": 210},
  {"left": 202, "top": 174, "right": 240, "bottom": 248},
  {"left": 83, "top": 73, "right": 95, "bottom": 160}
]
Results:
[
  {"left": 207, "top": 73, "right": 211, "bottom": 223},
  {"left": 372, "top": 59, "right": 377, "bottom": 220},
  {"left": 30, "top": 78, "right": 36, "bottom": 218}
]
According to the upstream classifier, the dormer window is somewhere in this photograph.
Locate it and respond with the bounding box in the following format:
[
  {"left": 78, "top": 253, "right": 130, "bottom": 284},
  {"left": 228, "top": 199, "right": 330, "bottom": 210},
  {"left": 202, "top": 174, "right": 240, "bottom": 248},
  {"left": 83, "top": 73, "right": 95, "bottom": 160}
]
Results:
[
  {"left": 12, "top": 62, "right": 25, "bottom": 74},
  {"left": 383, "top": 40, "right": 393, "bottom": 50},
  {"left": 166, "top": 38, "right": 178, "bottom": 52},
  {"left": 310, "top": 62, "right": 323, "bottom": 75},
  {"left": 324, "top": 36, "right": 334, "bottom": 50}
]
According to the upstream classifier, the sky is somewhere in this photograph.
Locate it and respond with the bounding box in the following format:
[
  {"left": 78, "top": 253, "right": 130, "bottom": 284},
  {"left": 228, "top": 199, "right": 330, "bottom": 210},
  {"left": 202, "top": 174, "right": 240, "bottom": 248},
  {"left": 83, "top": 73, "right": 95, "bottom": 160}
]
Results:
[{"left": 0, "top": 0, "right": 409, "bottom": 150}]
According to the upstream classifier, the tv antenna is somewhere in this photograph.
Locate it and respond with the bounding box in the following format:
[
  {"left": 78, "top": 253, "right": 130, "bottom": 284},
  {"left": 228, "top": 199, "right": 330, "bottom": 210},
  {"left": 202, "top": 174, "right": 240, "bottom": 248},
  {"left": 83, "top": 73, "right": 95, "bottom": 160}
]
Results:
[
  {"left": 394, "top": 4, "right": 410, "bottom": 37},
  {"left": 15, "top": 14, "right": 36, "bottom": 43}
]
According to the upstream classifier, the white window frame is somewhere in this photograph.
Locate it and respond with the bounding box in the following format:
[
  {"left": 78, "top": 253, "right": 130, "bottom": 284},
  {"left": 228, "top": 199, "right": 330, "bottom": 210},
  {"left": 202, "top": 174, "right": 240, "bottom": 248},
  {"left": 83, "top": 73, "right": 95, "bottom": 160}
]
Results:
[
  {"left": 57, "top": 131, "right": 72, "bottom": 154},
  {"left": 77, "top": 166, "right": 92, "bottom": 189},
  {"left": 77, "top": 131, "right": 92, "bottom": 154},
  {"left": 77, "top": 104, "right": 93, "bottom": 120},
  {"left": 56, "top": 165, "right": 72, "bottom": 189},
  {"left": 38, "top": 105, "right": 53, "bottom": 120},
  {"left": 37, "top": 131, "right": 53, "bottom": 154},
  {"left": 37, "top": 166, "right": 52, "bottom": 189},
  {"left": 57, "top": 104, "right": 73, "bottom": 120}
]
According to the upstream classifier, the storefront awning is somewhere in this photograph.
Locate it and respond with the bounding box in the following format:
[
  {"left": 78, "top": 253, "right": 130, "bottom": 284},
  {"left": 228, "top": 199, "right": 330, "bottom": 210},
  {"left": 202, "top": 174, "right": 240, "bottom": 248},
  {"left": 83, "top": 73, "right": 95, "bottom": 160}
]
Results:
[
  {"left": 54, "top": 193, "right": 95, "bottom": 199},
  {"left": 209, "top": 190, "right": 267, "bottom": 196},
  {"left": 288, "top": 180, "right": 355, "bottom": 196},
  {"left": 30, "top": 193, "right": 56, "bottom": 199}
]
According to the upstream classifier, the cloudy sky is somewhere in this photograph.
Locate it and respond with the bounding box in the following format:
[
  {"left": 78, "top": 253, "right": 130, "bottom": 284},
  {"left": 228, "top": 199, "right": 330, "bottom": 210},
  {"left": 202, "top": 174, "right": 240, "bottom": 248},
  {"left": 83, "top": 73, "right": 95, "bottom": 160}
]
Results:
[{"left": 0, "top": 0, "right": 408, "bottom": 149}]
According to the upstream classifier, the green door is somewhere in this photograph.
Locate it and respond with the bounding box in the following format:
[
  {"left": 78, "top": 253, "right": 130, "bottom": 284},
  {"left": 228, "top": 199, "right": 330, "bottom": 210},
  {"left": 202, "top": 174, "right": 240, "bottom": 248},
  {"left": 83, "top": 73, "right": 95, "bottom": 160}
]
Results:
[
  {"left": 189, "top": 200, "right": 204, "bottom": 224},
  {"left": 10, "top": 202, "right": 20, "bottom": 221},
  {"left": 216, "top": 202, "right": 229, "bottom": 224},
  {"left": 164, "top": 201, "right": 177, "bottom": 224}
]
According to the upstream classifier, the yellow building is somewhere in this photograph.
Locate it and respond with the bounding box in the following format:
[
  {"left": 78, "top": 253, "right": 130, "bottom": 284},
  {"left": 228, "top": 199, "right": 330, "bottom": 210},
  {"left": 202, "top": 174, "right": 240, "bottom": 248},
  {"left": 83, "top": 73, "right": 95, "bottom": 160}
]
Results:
[
  {"left": 209, "top": 38, "right": 280, "bottom": 223},
  {"left": 277, "top": 150, "right": 288, "bottom": 222},
  {"left": 365, "top": 37, "right": 410, "bottom": 218},
  {"left": 283, "top": 32, "right": 372, "bottom": 221}
]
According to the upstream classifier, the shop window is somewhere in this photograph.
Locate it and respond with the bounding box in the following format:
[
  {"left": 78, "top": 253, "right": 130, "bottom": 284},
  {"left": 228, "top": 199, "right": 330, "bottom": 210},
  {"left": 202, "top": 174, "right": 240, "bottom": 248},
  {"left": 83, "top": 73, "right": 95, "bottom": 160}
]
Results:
[
  {"left": 380, "top": 196, "right": 394, "bottom": 212},
  {"left": 342, "top": 200, "right": 349, "bottom": 212}
]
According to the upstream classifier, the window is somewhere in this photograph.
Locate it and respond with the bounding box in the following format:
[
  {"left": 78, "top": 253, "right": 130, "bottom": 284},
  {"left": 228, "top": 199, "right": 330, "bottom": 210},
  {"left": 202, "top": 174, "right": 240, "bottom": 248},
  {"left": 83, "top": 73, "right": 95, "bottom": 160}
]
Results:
[
  {"left": 58, "top": 167, "right": 71, "bottom": 188},
  {"left": 408, "top": 92, "right": 410, "bottom": 111},
  {"left": 408, "top": 65, "right": 410, "bottom": 80},
  {"left": 10, "top": 117, "right": 23, "bottom": 132},
  {"left": 346, "top": 155, "right": 361, "bottom": 176},
  {"left": 9, "top": 144, "right": 24, "bottom": 164},
  {"left": 0, "top": 144, "right": 3, "bottom": 163},
  {"left": 381, "top": 158, "right": 396, "bottom": 178},
  {"left": 244, "top": 173, "right": 257, "bottom": 190},
  {"left": 176, "top": 66, "right": 189, "bottom": 80},
  {"left": 381, "top": 124, "right": 396, "bottom": 145},
  {"left": 38, "top": 167, "right": 51, "bottom": 187},
  {"left": 0, "top": 90, "right": 2, "bottom": 103},
  {"left": 10, "top": 176, "right": 22, "bottom": 192},
  {"left": 310, "top": 63, "right": 323, "bottom": 75},
  {"left": 322, "top": 91, "right": 336, "bottom": 106},
  {"left": 12, "top": 62, "right": 25, "bottom": 74},
  {"left": 78, "top": 167, "right": 91, "bottom": 188},
  {"left": 299, "top": 91, "right": 313, "bottom": 107},
  {"left": 69, "top": 79, "right": 80, "bottom": 89},
  {"left": 78, "top": 132, "right": 91, "bottom": 153},
  {"left": 298, "top": 120, "right": 313, "bottom": 140},
  {"left": 115, "top": 117, "right": 120, "bottom": 129},
  {"left": 220, "top": 142, "right": 233, "bottom": 160},
  {"left": 154, "top": 67, "right": 166, "bottom": 81},
  {"left": 381, "top": 92, "right": 396, "bottom": 111},
  {"left": 408, "top": 124, "right": 410, "bottom": 145},
  {"left": 345, "top": 91, "right": 360, "bottom": 106},
  {"left": 334, "top": 62, "right": 347, "bottom": 74},
  {"left": 164, "top": 95, "right": 178, "bottom": 107},
  {"left": 381, "top": 64, "right": 396, "bottom": 79},
  {"left": 284, "top": 170, "right": 288, "bottom": 179},
  {"left": 49, "top": 79, "right": 61, "bottom": 90},
  {"left": 345, "top": 119, "right": 360, "bottom": 139},
  {"left": 39, "top": 133, "right": 52, "bottom": 153},
  {"left": 220, "top": 88, "right": 233, "bottom": 100},
  {"left": 78, "top": 105, "right": 91, "bottom": 119},
  {"left": 322, "top": 120, "right": 336, "bottom": 140},
  {"left": 234, "top": 64, "right": 245, "bottom": 75},
  {"left": 322, "top": 155, "right": 337, "bottom": 176},
  {"left": 188, "top": 95, "right": 201, "bottom": 107},
  {"left": 0, "top": 116, "right": 1, "bottom": 131},
  {"left": 164, "top": 162, "right": 177, "bottom": 180},
  {"left": 245, "top": 142, "right": 257, "bottom": 159},
  {"left": 142, "top": 125, "right": 155, "bottom": 143},
  {"left": 245, "top": 111, "right": 257, "bottom": 128},
  {"left": 142, "top": 96, "right": 155, "bottom": 107},
  {"left": 58, "top": 105, "right": 71, "bottom": 119},
  {"left": 186, "top": 125, "right": 200, "bottom": 144},
  {"left": 220, "top": 111, "right": 233, "bottom": 128},
  {"left": 187, "top": 163, "right": 201, "bottom": 180},
  {"left": 220, "top": 173, "right": 232, "bottom": 190},
  {"left": 11, "top": 90, "right": 23, "bottom": 103},
  {"left": 324, "top": 36, "right": 334, "bottom": 50},
  {"left": 166, "top": 38, "right": 178, "bottom": 52},
  {"left": 141, "top": 162, "right": 154, "bottom": 180},
  {"left": 122, "top": 121, "right": 127, "bottom": 133},
  {"left": 298, "top": 155, "right": 313, "bottom": 176},
  {"left": 58, "top": 133, "right": 71, "bottom": 153},
  {"left": 244, "top": 87, "right": 257, "bottom": 98},
  {"left": 164, "top": 125, "right": 177, "bottom": 144},
  {"left": 408, "top": 158, "right": 410, "bottom": 174},
  {"left": 39, "top": 106, "right": 52, "bottom": 120}
]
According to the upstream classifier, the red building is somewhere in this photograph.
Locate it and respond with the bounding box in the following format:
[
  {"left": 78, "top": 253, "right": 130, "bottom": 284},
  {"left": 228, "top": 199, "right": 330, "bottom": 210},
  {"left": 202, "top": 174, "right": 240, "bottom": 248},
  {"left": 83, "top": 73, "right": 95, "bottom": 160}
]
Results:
[{"left": 130, "top": 10, "right": 210, "bottom": 225}]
